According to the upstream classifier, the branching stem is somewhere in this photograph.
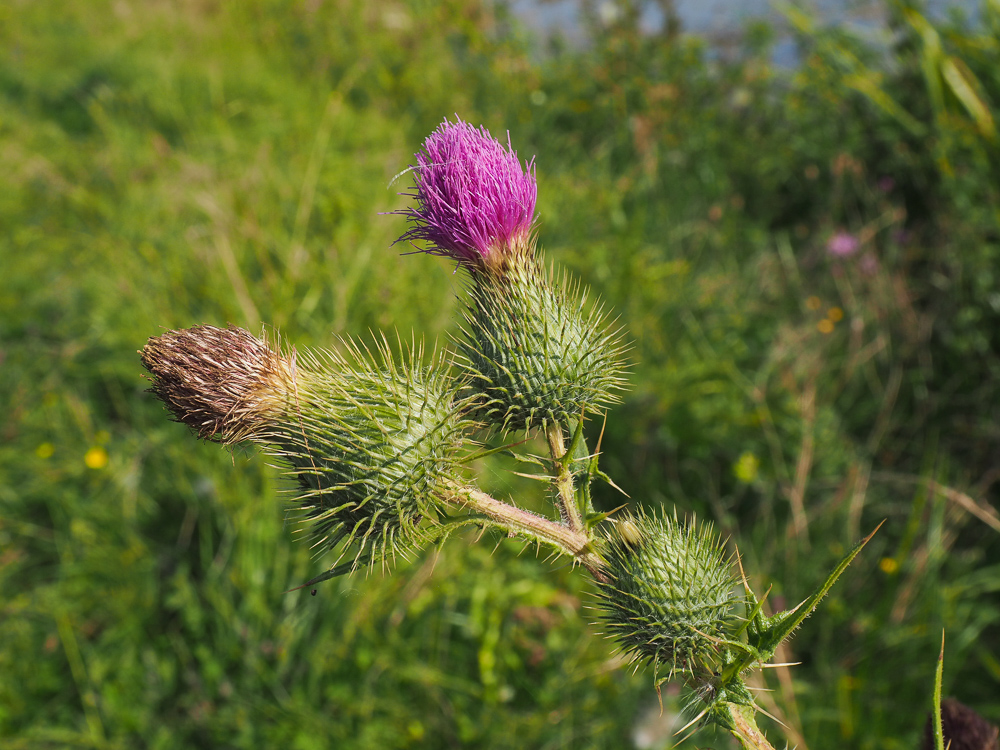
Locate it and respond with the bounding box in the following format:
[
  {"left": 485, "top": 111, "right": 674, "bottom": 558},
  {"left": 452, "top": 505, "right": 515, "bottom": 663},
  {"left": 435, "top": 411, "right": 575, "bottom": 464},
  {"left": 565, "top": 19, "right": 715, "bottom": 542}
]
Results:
[
  {"left": 546, "top": 421, "right": 585, "bottom": 534},
  {"left": 440, "top": 481, "right": 605, "bottom": 579}
]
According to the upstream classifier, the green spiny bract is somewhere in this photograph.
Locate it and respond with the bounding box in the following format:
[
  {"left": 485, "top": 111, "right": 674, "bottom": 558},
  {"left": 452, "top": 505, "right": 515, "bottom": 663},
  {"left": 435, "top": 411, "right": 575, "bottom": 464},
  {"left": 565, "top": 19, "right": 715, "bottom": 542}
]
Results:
[
  {"left": 459, "top": 253, "right": 627, "bottom": 433},
  {"left": 267, "top": 339, "right": 469, "bottom": 570},
  {"left": 141, "top": 326, "right": 470, "bottom": 572},
  {"left": 595, "top": 511, "right": 738, "bottom": 684}
]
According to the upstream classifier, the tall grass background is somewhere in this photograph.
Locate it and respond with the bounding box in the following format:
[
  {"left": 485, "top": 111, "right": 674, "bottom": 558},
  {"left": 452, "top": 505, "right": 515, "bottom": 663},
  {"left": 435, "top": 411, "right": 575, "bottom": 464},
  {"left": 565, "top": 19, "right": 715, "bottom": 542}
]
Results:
[{"left": 2, "top": 1, "right": 998, "bottom": 747}]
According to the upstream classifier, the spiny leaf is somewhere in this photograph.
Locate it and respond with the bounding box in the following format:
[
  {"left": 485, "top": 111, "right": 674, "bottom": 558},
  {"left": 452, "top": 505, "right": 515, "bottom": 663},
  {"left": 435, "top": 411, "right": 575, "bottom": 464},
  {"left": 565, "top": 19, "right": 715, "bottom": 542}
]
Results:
[
  {"left": 934, "top": 630, "right": 946, "bottom": 750},
  {"left": 749, "top": 521, "right": 883, "bottom": 662}
]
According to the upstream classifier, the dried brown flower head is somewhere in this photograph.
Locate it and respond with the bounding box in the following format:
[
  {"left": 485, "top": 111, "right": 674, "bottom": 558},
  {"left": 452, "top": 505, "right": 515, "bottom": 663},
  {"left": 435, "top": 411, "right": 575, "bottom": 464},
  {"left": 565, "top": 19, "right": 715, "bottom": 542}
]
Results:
[{"left": 140, "top": 325, "right": 294, "bottom": 442}]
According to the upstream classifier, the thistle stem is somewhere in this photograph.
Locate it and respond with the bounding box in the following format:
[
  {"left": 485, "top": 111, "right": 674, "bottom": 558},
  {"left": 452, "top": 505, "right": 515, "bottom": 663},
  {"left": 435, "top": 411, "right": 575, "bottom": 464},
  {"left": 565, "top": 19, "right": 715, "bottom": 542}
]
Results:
[
  {"left": 441, "top": 482, "right": 605, "bottom": 578},
  {"left": 727, "top": 704, "right": 778, "bottom": 750},
  {"left": 546, "top": 422, "right": 585, "bottom": 535}
]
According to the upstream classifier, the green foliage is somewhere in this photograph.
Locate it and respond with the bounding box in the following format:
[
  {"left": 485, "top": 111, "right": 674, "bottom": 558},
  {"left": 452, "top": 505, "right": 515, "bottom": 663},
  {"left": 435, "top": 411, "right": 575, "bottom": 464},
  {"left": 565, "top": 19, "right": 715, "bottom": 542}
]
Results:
[{"left": 2, "top": 0, "right": 999, "bottom": 748}]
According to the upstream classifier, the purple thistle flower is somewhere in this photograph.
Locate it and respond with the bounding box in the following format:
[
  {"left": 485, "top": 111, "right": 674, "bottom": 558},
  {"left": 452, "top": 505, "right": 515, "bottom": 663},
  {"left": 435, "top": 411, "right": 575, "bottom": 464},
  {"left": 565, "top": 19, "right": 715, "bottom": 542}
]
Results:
[
  {"left": 827, "top": 231, "right": 860, "bottom": 258},
  {"left": 395, "top": 117, "right": 537, "bottom": 267}
]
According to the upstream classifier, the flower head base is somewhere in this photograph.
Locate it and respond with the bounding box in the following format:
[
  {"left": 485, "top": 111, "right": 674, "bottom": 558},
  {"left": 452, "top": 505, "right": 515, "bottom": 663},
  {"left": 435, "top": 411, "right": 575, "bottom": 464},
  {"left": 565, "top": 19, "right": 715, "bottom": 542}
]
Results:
[
  {"left": 461, "top": 258, "right": 628, "bottom": 432},
  {"left": 396, "top": 117, "right": 537, "bottom": 269},
  {"left": 595, "top": 511, "right": 737, "bottom": 683}
]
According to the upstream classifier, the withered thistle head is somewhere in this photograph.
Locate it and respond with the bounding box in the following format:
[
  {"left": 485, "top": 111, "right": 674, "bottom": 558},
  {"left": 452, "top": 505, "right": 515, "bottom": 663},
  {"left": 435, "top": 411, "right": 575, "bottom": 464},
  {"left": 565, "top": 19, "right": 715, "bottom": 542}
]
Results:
[
  {"left": 140, "top": 325, "right": 293, "bottom": 442},
  {"left": 922, "top": 698, "right": 1000, "bottom": 750}
]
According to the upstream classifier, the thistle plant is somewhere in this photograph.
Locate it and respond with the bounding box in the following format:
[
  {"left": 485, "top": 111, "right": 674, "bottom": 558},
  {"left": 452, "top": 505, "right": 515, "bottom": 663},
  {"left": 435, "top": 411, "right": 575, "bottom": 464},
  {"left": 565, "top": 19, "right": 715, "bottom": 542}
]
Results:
[{"left": 141, "top": 116, "right": 877, "bottom": 749}]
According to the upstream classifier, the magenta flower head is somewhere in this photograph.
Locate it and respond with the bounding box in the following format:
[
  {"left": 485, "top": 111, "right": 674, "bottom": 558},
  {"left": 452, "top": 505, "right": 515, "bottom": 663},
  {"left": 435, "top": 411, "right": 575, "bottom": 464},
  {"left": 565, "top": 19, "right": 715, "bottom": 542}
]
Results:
[
  {"left": 827, "top": 231, "right": 860, "bottom": 258},
  {"left": 395, "top": 117, "right": 537, "bottom": 269}
]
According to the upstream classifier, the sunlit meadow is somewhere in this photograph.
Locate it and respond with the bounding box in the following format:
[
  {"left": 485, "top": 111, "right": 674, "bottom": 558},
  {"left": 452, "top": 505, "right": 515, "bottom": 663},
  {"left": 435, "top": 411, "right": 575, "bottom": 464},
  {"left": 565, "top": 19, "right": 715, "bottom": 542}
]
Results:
[{"left": 2, "top": 1, "right": 999, "bottom": 748}]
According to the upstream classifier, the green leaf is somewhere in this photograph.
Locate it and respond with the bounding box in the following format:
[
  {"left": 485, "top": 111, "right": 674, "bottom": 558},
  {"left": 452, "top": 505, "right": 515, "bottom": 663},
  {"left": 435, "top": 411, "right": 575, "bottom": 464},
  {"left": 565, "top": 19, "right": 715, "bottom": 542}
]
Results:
[
  {"left": 286, "top": 554, "right": 374, "bottom": 591},
  {"left": 562, "top": 416, "right": 587, "bottom": 471},
  {"left": 843, "top": 71, "right": 926, "bottom": 137},
  {"left": 460, "top": 438, "right": 531, "bottom": 464},
  {"left": 940, "top": 56, "right": 997, "bottom": 142},
  {"left": 934, "top": 631, "right": 946, "bottom": 750},
  {"left": 584, "top": 505, "right": 627, "bottom": 530},
  {"left": 750, "top": 521, "right": 883, "bottom": 662},
  {"left": 905, "top": 8, "right": 947, "bottom": 119}
]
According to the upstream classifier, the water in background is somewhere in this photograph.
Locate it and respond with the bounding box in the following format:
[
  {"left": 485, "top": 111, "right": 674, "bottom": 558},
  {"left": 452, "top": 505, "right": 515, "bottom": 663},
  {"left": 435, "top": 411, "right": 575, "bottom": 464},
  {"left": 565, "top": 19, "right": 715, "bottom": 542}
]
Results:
[{"left": 509, "top": 0, "right": 981, "bottom": 63}]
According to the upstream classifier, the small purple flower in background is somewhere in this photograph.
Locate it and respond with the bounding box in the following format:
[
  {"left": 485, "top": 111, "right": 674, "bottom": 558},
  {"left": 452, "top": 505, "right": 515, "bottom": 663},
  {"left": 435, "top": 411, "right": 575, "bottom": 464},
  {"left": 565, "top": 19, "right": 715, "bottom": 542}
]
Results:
[
  {"left": 395, "top": 117, "right": 537, "bottom": 267},
  {"left": 877, "top": 176, "right": 895, "bottom": 193},
  {"left": 827, "top": 231, "right": 860, "bottom": 258}
]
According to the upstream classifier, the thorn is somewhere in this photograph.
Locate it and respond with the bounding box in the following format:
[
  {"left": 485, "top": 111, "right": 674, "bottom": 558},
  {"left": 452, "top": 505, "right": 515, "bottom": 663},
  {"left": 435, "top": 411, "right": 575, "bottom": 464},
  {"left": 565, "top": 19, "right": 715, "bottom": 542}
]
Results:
[
  {"left": 736, "top": 547, "right": 751, "bottom": 593},
  {"left": 863, "top": 518, "right": 887, "bottom": 546},
  {"left": 754, "top": 702, "right": 788, "bottom": 729},
  {"left": 673, "top": 706, "right": 709, "bottom": 738},
  {"left": 595, "top": 411, "right": 608, "bottom": 455}
]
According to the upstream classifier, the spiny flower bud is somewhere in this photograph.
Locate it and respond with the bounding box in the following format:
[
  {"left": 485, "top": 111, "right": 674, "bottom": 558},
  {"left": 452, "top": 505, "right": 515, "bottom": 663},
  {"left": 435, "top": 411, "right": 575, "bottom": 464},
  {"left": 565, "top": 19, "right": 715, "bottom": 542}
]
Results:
[
  {"left": 460, "top": 255, "right": 627, "bottom": 432},
  {"left": 141, "top": 326, "right": 469, "bottom": 570},
  {"left": 394, "top": 116, "right": 537, "bottom": 270},
  {"left": 596, "top": 510, "right": 738, "bottom": 682}
]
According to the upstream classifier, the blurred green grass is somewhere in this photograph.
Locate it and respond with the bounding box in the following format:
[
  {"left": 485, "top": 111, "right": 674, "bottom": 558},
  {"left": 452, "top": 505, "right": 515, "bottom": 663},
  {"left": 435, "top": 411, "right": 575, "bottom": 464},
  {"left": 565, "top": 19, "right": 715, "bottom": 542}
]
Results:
[{"left": 1, "top": 1, "right": 998, "bottom": 748}]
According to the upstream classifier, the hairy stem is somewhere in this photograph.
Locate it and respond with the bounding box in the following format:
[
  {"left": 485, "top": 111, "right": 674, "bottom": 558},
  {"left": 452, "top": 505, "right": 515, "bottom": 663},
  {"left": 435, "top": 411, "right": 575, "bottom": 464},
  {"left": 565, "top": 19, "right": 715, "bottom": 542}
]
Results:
[
  {"left": 727, "top": 704, "right": 777, "bottom": 750},
  {"left": 441, "top": 482, "right": 605, "bottom": 579},
  {"left": 546, "top": 421, "right": 585, "bottom": 534}
]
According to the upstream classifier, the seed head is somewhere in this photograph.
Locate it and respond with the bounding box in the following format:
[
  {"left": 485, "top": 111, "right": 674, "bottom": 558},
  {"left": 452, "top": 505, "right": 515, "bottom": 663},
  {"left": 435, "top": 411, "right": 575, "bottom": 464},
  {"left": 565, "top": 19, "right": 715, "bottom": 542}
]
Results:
[
  {"left": 922, "top": 698, "right": 999, "bottom": 750},
  {"left": 142, "top": 326, "right": 470, "bottom": 572}
]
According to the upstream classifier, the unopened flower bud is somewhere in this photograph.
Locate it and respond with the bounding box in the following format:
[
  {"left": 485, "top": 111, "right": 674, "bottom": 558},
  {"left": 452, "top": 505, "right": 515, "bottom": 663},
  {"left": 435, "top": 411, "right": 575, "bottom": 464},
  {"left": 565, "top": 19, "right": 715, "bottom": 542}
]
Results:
[{"left": 596, "top": 511, "right": 737, "bottom": 681}]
